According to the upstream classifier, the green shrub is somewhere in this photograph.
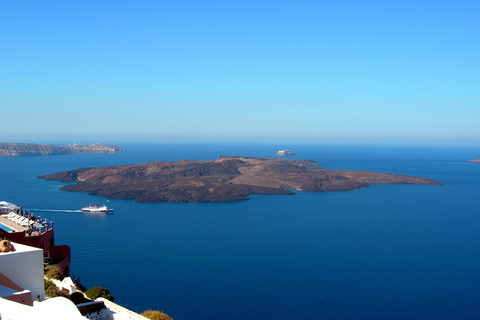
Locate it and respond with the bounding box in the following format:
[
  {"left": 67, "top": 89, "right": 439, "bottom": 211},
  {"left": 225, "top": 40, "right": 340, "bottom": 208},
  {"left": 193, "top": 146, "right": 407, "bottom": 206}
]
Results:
[
  {"left": 44, "top": 279, "right": 56, "bottom": 291},
  {"left": 45, "top": 285, "right": 59, "bottom": 298},
  {"left": 44, "top": 284, "right": 69, "bottom": 298},
  {"left": 141, "top": 310, "right": 173, "bottom": 320},
  {"left": 45, "top": 265, "right": 62, "bottom": 280},
  {"left": 84, "top": 286, "right": 114, "bottom": 302}
]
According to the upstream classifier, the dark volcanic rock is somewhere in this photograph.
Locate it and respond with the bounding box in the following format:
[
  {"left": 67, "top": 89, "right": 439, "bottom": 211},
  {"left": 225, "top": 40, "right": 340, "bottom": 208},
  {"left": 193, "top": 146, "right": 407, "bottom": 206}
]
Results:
[
  {"left": 39, "top": 156, "right": 442, "bottom": 202},
  {"left": 38, "top": 157, "right": 443, "bottom": 203},
  {"left": 0, "top": 143, "right": 125, "bottom": 156}
]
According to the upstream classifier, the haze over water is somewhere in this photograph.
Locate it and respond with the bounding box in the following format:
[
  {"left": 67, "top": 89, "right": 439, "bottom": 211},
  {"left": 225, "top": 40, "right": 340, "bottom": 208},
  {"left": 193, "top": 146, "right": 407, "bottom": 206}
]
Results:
[{"left": 1, "top": 143, "right": 480, "bottom": 319}]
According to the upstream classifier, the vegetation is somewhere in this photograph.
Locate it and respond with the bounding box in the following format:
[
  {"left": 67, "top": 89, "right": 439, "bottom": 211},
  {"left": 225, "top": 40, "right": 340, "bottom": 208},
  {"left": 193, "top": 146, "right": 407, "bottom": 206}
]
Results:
[
  {"left": 44, "top": 265, "right": 62, "bottom": 280},
  {"left": 44, "top": 279, "right": 69, "bottom": 298},
  {"left": 84, "top": 286, "right": 114, "bottom": 302},
  {"left": 44, "top": 279, "right": 56, "bottom": 291},
  {"left": 141, "top": 310, "right": 173, "bottom": 320}
]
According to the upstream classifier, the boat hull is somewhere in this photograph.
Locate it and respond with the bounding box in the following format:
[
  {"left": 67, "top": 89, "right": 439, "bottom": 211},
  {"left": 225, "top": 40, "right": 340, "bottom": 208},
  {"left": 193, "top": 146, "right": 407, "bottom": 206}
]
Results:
[
  {"left": 81, "top": 209, "right": 113, "bottom": 213},
  {"left": 81, "top": 205, "right": 113, "bottom": 214}
]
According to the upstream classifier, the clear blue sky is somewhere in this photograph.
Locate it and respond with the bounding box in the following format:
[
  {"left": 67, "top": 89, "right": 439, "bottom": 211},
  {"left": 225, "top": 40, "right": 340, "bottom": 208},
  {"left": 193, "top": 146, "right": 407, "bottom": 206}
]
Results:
[{"left": 1, "top": 1, "right": 479, "bottom": 145}]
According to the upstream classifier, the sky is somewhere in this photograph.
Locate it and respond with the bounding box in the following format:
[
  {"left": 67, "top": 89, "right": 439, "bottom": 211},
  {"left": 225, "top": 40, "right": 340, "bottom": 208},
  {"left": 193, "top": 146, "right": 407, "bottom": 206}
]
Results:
[{"left": 1, "top": 0, "right": 479, "bottom": 145}]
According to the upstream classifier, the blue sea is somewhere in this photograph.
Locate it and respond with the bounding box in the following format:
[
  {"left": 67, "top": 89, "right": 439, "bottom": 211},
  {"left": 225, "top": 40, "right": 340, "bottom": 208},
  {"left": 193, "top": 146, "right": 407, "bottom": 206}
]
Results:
[{"left": 1, "top": 143, "right": 480, "bottom": 320}]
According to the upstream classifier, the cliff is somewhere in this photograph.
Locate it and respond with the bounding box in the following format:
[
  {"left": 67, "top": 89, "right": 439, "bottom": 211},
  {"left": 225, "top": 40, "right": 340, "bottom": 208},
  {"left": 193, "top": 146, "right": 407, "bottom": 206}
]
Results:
[
  {"left": 38, "top": 156, "right": 443, "bottom": 203},
  {"left": 0, "top": 143, "right": 126, "bottom": 156}
]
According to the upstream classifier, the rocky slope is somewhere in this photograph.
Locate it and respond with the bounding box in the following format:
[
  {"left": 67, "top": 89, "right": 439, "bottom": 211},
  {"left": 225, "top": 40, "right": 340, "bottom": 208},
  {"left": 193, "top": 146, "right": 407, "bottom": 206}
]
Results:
[
  {"left": 0, "top": 143, "right": 125, "bottom": 156},
  {"left": 38, "top": 156, "right": 443, "bottom": 203}
]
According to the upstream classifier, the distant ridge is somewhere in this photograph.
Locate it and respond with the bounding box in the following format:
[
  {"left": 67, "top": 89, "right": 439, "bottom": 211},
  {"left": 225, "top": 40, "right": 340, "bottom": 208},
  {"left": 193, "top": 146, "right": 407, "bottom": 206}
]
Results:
[{"left": 0, "top": 143, "right": 126, "bottom": 156}]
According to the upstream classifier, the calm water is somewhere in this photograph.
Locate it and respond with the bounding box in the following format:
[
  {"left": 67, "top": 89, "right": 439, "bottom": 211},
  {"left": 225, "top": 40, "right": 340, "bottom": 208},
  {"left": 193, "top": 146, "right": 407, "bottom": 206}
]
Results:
[{"left": 1, "top": 143, "right": 480, "bottom": 319}]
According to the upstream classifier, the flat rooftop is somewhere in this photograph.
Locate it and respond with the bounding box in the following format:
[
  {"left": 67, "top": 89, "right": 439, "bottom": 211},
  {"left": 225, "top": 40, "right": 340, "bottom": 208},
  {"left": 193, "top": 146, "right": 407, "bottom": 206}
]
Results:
[
  {"left": 0, "top": 241, "right": 43, "bottom": 255},
  {"left": 0, "top": 216, "right": 26, "bottom": 232}
]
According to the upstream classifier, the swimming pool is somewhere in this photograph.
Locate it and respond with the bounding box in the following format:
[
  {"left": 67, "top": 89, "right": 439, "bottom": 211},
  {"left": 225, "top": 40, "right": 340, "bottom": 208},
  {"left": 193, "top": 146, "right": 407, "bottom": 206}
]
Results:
[{"left": 0, "top": 223, "right": 15, "bottom": 232}]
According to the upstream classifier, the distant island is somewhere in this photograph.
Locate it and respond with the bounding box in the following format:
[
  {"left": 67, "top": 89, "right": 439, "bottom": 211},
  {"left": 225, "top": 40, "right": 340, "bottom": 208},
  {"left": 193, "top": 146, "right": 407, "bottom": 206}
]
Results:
[
  {"left": 0, "top": 143, "right": 126, "bottom": 156},
  {"left": 276, "top": 150, "right": 295, "bottom": 156},
  {"left": 38, "top": 156, "right": 443, "bottom": 203},
  {"left": 468, "top": 158, "right": 480, "bottom": 163}
]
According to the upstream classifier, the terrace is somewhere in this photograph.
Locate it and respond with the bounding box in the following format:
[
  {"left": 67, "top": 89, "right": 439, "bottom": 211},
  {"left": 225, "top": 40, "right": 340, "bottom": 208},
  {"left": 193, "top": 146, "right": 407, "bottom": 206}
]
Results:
[
  {"left": 0, "top": 201, "right": 66, "bottom": 276},
  {"left": 0, "top": 211, "right": 54, "bottom": 235}
]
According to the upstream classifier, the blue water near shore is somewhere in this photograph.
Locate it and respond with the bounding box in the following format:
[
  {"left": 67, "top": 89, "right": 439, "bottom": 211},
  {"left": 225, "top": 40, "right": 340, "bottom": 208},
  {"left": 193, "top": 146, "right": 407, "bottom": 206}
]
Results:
[{"left": 1, "top": 143, "right": 480, "bottom": 319}]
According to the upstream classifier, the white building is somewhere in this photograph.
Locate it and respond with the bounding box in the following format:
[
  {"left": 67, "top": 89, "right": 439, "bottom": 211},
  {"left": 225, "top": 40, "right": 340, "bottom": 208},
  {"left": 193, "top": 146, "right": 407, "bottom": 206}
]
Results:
[
  {"left": 0, "top": 242, "right": 44, "bottom": 301},
  {"left": 0, "top": 241, "right": 86, "bottom": 320}
]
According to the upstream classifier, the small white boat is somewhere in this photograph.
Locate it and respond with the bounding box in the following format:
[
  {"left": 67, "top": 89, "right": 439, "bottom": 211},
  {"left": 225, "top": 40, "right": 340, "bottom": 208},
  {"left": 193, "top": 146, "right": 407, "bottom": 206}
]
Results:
[{"left": 81, "top": 205, "right": 113, "bottom": 214}]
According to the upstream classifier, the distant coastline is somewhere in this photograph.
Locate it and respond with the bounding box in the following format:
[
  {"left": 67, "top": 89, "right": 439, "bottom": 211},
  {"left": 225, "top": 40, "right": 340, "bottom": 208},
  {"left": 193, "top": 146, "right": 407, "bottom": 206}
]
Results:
[
  {"left": 468, "top": 158, "right": 480, "bottom": 163},
  {"left": 0, "top": 143, "right": 126, "bottom": 157}
]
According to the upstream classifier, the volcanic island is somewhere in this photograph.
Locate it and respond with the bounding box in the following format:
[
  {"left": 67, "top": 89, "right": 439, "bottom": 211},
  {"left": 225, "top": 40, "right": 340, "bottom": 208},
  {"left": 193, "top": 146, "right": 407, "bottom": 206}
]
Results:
[{"left": 38, "top": 156, "right": 443, "bottom": 203}]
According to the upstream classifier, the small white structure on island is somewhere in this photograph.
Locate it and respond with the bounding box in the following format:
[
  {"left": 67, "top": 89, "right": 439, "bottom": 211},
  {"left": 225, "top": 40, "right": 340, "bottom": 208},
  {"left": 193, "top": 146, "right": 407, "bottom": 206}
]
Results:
[{"left": 276, "top": 150, "right": 295, "bottom": 156}]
